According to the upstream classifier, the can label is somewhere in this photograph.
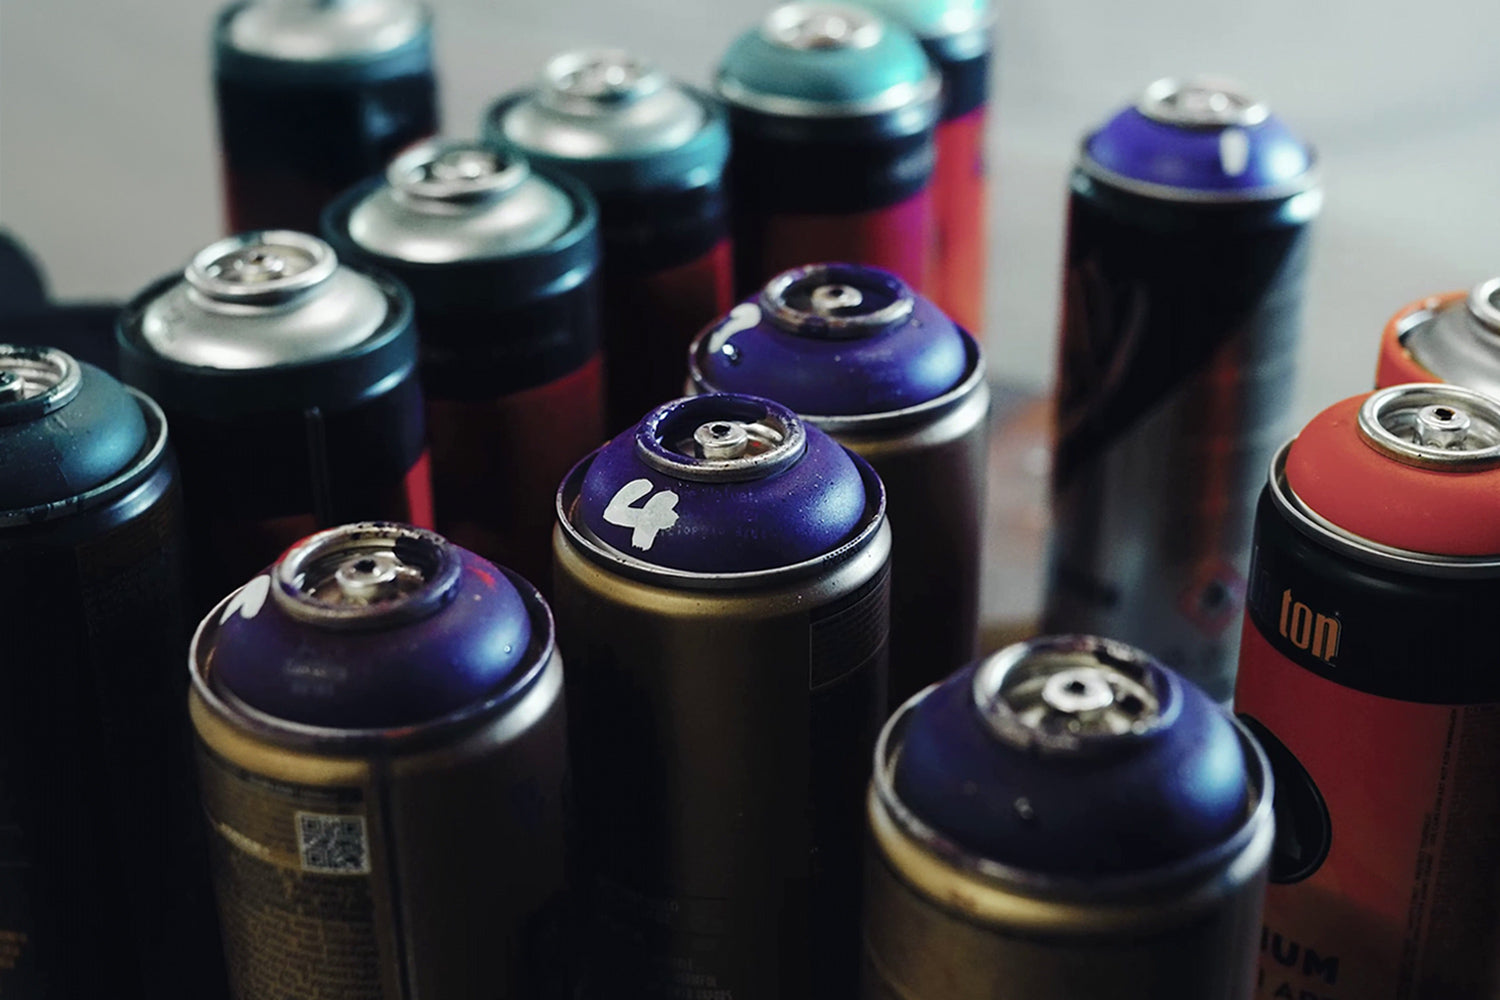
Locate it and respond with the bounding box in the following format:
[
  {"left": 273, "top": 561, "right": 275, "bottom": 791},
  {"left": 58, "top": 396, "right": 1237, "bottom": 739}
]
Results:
[
  {"left": 756, "top": 190, "right": 934, "bottom": 299},
  {"left": 1237, "top": 571, "right": 1500, "bottom": 998},
  {"left": 932, "top": 106, "right": 987, "bottom": 337},
  {"left": 197, "top": 745, "right": 393, "bottom": 1000},
  {"left": 603, "top": 239, "right": 734, "bottom": 432}
]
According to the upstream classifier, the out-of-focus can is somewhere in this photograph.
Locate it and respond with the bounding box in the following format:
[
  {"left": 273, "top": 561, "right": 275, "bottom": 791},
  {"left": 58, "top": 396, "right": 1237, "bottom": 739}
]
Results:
[
  {"left": 324, "top": 141, "right": 602, "bottom": 590},
  {"left": 191, "top": 522, "right": 572, "bottom": 1000},
  {"left": 554, "top": 393, "right": 891, "bottom": 998},
  {"left": 0, "top": 346, "right": 221, "bottom": 999},
  {"left": 688, "top": 262, "right": 987, "bottom": 703},
  {"left": 118, "top": 231, "right": 433, "bottom": 613},
  {"left": 1376, "top": 277, "right": 1500, "bottom": 398},
  {"left": 857, "top": 0, "right": 992, "bottom": 336},
  {"left": 715, "top": 3, "right": 940, "bottom": 297},
  {"left": 863, "top": 634, "right": 1273, "bottom": 999},
  {"left": 214, "top": 0, "right": 438, "bottom": 233},
  {"left": 1045, "top": 77, "right": 1322, "bottom": 703},
  {"left": 484, "top": 50, "right": 734, "bottom": 432},
  {"left": 1234, "top": 383, "right": 1500, "bottom": 999}
]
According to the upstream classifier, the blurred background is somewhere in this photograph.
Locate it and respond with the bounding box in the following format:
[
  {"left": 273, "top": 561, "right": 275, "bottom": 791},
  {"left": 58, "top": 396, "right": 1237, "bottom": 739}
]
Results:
[{"left": 1, "top": 0, "right": 1496, "bottom": 423}]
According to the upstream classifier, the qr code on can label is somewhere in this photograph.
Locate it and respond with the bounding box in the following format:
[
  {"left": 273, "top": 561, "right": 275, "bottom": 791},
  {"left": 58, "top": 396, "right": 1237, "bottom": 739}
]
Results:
[{"left": 295, "top": 812, "right": 370, "bottom": 875}]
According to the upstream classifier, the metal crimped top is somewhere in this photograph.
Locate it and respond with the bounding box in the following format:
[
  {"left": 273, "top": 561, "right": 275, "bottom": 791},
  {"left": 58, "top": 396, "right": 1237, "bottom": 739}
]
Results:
[
  {"left": 1358, "top": 383, "right": 1500, "bottom": 471},
  {"left": 1137, "top": 77, "right": 1269, "bottom": 129},
  {"left": 638, "top": 395, "right": 807, "bottom": 483},
  {"left": 507, "top": 50, "right": 704, "bottom": 156},
  {"left": 345, "top": 140, "right": 574, "bottom": 263},
  {"left": 139, "top": 232, "right": 387, "bottom": 368},
  {"left": 0, "top": 345, "right": 80, "bottom": 417},
  {"left": 762, "top": 3, "right": 885, "bottom": 49},
  {"left": 272, "top": 522, "right": 461, "bottom": 627},
  {"left": 972, "top": 635, "right": 1167, "bottom": 754},
  {"left": 224, "top": 0, "right": 427, "bottom": 61},
  {"left": 1394, "top": 279, "right": 1500, "bottom": 401},
  {"left": 761, "top": 262, "right": 915, "bottom": 335}
]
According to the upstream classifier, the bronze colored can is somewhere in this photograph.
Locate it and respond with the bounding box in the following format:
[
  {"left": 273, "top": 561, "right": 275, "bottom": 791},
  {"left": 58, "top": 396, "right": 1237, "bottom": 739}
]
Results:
[
  {"left": 190, "top": 522, "right": 571, "bottom": 1000},
  {"left": 864, "top": 635, "right": 1273, "bottom": 999},
  {"left": 554, "top": 393, "right": 890, "bottom": 998}
]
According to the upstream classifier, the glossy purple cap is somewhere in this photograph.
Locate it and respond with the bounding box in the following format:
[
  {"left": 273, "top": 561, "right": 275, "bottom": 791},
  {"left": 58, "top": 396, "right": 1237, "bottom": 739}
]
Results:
[
  {"left": 198, "top": 523, "right": 544, "bottom": 731},
  {"left": 1083, "top": 77, "right": 1315, "bottom": 201},
  {"left": 689, "top": 263, "right": 973, "bottom": 417},
  {"left": 562, "top": 393, "right": 879, "bottom": 575},
  {"left": 884, "top": 635, "right": 1256, "bottom": 876}
]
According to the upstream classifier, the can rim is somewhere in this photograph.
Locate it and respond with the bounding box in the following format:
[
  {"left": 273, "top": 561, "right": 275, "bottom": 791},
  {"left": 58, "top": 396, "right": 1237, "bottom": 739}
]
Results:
[
  {"left": 1077, "top": 140, "right": 1323, "bottom": 205},
  {"left": 0, "top": 387, "right": 170, "bottom": 527},
  {"left": 686, "top": 312, "right": 988, "bottom": 432},
  {"left": 554, "top": 446, "right": 888, "bottom": 589},
  {"left": 188, "top": 564, "right": 560, "bottom": 750},
  {"left": 871, "top": 682, "right": 1274, "bottom": 903},
  {"left": 715, "top": 68, "right": 941, "bottom": 123},
  {"left": 1268, "top": 442, "right": 1500, "bottom": 576}
]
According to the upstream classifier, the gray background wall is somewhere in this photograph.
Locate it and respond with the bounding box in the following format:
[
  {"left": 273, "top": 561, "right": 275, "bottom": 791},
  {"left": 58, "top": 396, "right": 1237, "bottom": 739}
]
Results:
[{"left": 1, "top": 0, "right": 1496, "bottom": 423}]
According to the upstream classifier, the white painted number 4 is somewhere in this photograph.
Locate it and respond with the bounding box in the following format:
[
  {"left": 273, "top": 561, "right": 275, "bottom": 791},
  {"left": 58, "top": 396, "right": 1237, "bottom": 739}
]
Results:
[{"left": 604, "top": 478, "right": 680, "bottom": 551}]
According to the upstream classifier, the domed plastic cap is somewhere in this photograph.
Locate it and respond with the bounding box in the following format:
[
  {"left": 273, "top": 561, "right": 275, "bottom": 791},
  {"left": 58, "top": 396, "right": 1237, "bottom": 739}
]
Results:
[
  {"left": 1083, "top": 77, "right": 1316, "bottom": 201},
  {"left": 716, "top": 3, "right": 939, "bottom": 122},
  {"left": 0, "top": 346, "right": 149, "bottom": 514},
  {"left": 203, "top": 523, "right": 540, "bottom": 731},
  {"left": 690, "top": 262, "right": 972, "bottom": 416},
  {"left": 888, "top": 635, "right": 1252, "bottom": 876},
  {"left": 566, "top": 394, "right": 876, "bottom": 574},
  {"left": 485, "top": 49, "right": 731, "bottom": 194}
]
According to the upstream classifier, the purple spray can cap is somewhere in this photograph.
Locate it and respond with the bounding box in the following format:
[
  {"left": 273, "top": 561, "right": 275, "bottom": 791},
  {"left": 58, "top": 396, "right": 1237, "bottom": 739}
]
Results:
[
  {"left": 881, "top": 635, "right": 1265, "bottom": 878},
  {"left": 1082, "top": 77, "right": 1316, "bottom": 201},
  {"left": 558, "top": 393, "right": 884, "bottom": 576},
  {"left": 689, "top": 262, "right": 977, "bottom": 419},
  {"left": 196, "top": 522, "right": 547, "bottom": 732}
]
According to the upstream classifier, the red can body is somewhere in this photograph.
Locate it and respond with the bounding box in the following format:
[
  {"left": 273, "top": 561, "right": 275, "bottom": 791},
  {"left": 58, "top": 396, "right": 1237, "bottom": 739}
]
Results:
[
  {"left": 931, "top": 105, "right": 987, "bottom": 335},
  {"left": 428, "top": 357, "right": 604, "bottom": 592},
  {"left": 752, "top": 192, "right": 935, "bottom": 300}
]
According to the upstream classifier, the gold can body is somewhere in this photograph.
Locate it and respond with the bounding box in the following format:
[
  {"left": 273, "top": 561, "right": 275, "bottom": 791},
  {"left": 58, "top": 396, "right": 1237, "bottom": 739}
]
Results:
[
  {"left": 190, "top": 652, "right": 570, "bottom": 1000},
  {"left": 553, "top": 519, "right": 892, "bottom": 999},
  {"left": 831, "top": 374, "right": 990, "bottom": 702}
]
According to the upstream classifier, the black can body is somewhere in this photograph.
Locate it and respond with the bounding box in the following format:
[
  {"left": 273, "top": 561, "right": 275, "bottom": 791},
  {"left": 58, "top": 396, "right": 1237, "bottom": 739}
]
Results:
[
  {"left": 595, "top": 184, "right": 732, "bottom": 431},
  {"left": 1047, "top": 172, "right": 1315, "bottom": 701},
  {"left": 213, "top": 2, "right": 438, "bottom": 233},
  {"left": 118, "top": 258, "right": 431, "bottom": 616},
  {"left": 0, "top": 354, "right": 222, "bottom": 999}
]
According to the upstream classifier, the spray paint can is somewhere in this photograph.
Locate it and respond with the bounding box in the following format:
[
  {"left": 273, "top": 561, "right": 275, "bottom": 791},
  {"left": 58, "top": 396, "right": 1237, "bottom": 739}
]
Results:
[
  {"left": 554, "top": 393, "right": 891, "bottom": 998},
  {"left": 1376, "top": 277, "right": 1500, "bottom": 399},
  {"left": 857, "top": 0, "right": 992, "bottom": 337},
  {"left": 214, "top": 0, "right": 438, "bottom": 233},
  {"left": 688, "top": 262, "right": 987, "bottom": 703},
  {"left": 1044, "top": 77, "right": 1322, "bottom": 703},
  {"left": 863, "top": 634, "right": 1273, "bottom": 999},
  {"left": 118, "top": 231, "right": 432, "bottom": 613},
  {"left": 484, "top": 50, "right": 733, "bottom": 432},
  {"left": 1235, "top": 383, "right": 1500, "bottom": 999},
  {"left": 716, "top": 3, "right": 940, "bottom": 298},
  {"left": 324, "top": 141, "right": 602, "bottom": 591},
  {"left": 0, "top": 346, "right": 222, "bottom": 999},
  {"left": 191, "top": 522, "right": 572, "bottom": 1000}
]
